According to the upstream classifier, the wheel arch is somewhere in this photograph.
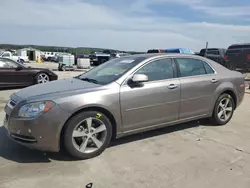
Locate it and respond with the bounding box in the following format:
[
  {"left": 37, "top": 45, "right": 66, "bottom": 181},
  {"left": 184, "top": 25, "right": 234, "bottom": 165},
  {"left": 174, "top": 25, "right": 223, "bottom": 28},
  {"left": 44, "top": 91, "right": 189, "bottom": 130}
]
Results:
[{"left": 59, "top": 106, "right": 117, "bottom": 148}]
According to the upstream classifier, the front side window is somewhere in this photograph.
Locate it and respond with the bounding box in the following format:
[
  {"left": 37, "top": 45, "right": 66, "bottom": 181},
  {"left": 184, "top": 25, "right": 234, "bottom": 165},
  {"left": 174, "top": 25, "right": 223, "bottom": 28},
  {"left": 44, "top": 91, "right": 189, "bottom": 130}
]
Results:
[
  {"left": 0, "top": 59, "right": 18, "bottom": 68},
  {"left": 135, "top": 58, "right": 174, "bottom": 81},
  {"left": 175, "top": 58, "right": 206, "bottom": 77}
]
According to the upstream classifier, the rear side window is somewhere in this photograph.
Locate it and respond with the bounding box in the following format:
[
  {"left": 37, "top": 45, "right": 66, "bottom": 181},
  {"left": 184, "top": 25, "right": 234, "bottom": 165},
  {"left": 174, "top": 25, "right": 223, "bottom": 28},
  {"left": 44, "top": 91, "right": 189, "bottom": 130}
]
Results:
[
  {"left": 203, "top": 62, "right": 214, "bottom": 74},
  {"left": 175, "top": 58, "right": 206, "bottom": 77}
]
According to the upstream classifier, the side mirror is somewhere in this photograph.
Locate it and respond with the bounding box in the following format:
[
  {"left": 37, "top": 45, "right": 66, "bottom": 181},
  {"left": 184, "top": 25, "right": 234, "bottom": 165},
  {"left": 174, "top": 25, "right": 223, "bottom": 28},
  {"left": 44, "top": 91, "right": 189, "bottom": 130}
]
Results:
[{"left": 131, "top": 74, "right": 148, "bottom": 83}]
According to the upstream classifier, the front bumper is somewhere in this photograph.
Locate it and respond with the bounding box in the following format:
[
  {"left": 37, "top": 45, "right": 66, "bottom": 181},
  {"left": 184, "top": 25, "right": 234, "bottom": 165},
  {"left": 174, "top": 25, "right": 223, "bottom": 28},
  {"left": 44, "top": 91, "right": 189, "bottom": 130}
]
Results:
[
  {"left": 50, "top": 74, "right": 58, "bottom": 81},
  {"left": 4, "top": 104, "right": 70, "bottom": 152}
]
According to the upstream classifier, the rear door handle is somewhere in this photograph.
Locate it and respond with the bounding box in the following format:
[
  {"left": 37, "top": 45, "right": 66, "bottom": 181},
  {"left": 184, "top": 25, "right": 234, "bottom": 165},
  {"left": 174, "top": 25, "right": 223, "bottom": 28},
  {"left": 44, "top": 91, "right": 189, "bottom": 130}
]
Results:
[
  {"left": 167, "top": 84, "right": 178, "bottom": 89},
  {"left": 211, "top": 79, "right": 218, "bottom": 83}
]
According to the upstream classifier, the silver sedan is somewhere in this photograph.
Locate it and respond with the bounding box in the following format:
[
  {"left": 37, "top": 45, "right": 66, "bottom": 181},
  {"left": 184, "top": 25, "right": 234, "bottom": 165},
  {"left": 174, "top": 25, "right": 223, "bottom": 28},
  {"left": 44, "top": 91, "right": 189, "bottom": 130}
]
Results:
[{"left": 3, "top": 53, "right": 245, "bottom": 159}]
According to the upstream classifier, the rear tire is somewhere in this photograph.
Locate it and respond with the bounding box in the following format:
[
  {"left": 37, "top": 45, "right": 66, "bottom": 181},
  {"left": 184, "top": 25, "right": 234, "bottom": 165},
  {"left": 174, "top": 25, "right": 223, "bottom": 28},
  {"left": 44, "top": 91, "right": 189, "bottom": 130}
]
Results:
[
  {"left": 35, "top": 73, "right": 50, "bottom": 84},
  {"left": 211, "top": 93, "right": 235, "bottom": 125},
  {"left": 63, "top": 111, "right": 112, "bottom": 160}
]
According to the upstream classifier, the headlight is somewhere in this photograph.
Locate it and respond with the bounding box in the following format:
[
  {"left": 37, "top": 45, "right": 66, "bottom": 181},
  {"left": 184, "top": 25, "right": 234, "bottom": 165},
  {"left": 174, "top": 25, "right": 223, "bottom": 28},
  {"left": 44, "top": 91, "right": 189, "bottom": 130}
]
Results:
[{"left": 18, "top": 101, "right": 55, "bottom": 118}]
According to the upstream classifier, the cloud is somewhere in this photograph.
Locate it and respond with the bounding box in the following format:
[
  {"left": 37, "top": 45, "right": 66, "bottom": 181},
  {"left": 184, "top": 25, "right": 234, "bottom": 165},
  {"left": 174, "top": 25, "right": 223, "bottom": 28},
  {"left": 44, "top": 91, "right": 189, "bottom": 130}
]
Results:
[
  {"left": 137, "top": 0, "right": 250, "bottom": 17},
  {"left": 0, "top": 0, "right": 249, "bottom": 51}
]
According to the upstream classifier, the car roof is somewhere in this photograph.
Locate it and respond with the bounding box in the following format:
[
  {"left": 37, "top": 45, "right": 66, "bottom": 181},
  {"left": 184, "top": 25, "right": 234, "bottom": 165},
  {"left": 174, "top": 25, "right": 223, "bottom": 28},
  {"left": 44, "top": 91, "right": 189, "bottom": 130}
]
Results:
[
  {"left": 123, "top": 53, "right": 225, "bottom": 70},
  {"left": 124, "top": 53, "right": 197, "bottom": 59}
]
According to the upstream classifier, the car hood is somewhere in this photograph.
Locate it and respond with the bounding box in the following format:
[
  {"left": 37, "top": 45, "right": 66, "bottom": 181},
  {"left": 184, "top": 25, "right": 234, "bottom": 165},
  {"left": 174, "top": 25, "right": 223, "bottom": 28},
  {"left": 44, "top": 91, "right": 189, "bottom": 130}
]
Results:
[{"left": 14, "top": 78, "right": 100, "bottom": 100}]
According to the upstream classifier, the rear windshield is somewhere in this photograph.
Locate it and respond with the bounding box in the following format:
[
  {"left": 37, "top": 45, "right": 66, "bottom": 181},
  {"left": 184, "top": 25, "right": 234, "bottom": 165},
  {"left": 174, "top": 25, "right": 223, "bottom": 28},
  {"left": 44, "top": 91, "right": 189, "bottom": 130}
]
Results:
[
  {"left": 228, "top": 45, "right": 250, "bottom": 49},
  {"left": 200, "top": 49, "right": 219, "bottom": 55},
  {"left": 226, "top": 44, "right": 250, "bottom": 54}
]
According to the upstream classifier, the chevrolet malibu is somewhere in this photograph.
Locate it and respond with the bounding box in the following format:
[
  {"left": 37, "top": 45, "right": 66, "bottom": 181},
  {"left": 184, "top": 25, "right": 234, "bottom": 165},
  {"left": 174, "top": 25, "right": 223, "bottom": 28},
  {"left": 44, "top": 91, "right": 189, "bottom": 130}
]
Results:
[{"left": 3, "top": 53, "right": 245, "bottom": 159}]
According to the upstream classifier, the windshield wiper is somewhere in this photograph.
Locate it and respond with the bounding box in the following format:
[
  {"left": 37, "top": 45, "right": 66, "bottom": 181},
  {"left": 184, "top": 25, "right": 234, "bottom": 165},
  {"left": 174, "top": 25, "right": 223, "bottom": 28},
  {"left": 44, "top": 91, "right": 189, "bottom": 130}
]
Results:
[{"left": 78, "top": 77, "right": 99, "bottom": 84}]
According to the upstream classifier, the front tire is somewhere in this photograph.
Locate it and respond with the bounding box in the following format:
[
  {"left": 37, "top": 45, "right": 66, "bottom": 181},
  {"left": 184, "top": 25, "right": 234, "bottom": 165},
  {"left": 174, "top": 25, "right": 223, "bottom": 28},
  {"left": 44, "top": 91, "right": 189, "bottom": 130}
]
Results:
[
  {"left": 63, "top": 111, "right": 112, "bottom": 159},
  {"left": 211, "top": 93, "right": 235, "bottom": 125}
]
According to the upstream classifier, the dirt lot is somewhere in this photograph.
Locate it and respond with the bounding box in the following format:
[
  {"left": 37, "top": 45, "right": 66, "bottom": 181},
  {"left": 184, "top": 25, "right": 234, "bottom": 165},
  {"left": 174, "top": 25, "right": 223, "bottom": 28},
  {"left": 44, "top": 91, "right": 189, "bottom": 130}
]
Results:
[{"left": 0, "top": 64, "right": 250, "bottom": 188}]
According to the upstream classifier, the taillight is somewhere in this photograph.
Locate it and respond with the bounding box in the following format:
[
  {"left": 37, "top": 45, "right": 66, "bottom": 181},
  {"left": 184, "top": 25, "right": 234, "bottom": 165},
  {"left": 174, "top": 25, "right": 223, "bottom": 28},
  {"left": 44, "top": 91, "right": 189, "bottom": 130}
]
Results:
[{"left": 246, "top": 54, "right": 250, "bottom": 60}]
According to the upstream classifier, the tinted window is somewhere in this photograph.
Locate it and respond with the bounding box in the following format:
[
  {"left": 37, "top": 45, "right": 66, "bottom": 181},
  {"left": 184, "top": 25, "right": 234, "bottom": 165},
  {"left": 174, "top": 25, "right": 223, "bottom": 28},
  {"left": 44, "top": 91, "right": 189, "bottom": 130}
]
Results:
[
  {"left": 203, "top": 62, "right": 214, "bottom": 74},
  {"left": 175, "top": 58, "right": 206, "bottom": 77},
  {"left": 225, "top": 49, "right": 241, "bottom": 54},
  {"left": 206, "top": 50, "right": 219, "bottom": 55},
  {"left": 147, "top": 49, "right": 160, "bottom": 53},
  {"left": 136, "top": 58, "right": 174, "bottom": 81},
  {"left": 228, "top": 45, "right": 250, "bottom": 49}
]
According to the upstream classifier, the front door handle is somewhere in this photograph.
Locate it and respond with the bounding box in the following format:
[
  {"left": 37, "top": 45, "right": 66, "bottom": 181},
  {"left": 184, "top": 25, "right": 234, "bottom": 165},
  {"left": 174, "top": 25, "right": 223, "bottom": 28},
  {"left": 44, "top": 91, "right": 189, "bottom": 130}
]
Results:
[
  {"left": 167, "top": 84, "right": 178, "bottom": 89},
  {"left": 211, "top": 78, "right": 218, "bottom": 83}
]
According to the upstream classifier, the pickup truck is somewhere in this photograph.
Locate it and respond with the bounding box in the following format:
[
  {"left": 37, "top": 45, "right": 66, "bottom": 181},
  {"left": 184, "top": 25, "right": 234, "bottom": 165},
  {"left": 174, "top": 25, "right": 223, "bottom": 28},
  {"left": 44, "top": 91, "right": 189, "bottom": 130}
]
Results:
[
  {"left": 198, "top": 48, "right": 227, "bottom": 66},
  {"left": 89, "top": 51, "right": 111, "bottom": 66},
  {"left": 224, "top": 43, "right": 250, "bottom": 72},
  {"left": 0, "top": 51, "right": 29, "bottom": 63}
]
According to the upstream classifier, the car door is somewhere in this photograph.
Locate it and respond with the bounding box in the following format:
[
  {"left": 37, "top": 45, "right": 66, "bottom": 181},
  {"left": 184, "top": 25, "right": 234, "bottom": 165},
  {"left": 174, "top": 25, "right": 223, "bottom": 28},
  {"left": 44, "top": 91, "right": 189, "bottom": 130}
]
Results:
[
  {"left": 174, "top": 57, "right": 218, "bottom": 119},
  {"left": 120, "top": 58, "right": 180, "bottom": 131},
  {"left": 0, "top": 58, "right": 31, "bottom": 86}
]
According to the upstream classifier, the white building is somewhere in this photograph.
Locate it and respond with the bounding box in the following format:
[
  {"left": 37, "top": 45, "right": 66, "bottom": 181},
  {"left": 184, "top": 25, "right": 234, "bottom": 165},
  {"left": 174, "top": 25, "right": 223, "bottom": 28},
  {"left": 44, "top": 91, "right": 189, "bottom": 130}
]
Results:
[{"left": 17, "top": 47, "right": 42, "bottom": 61}]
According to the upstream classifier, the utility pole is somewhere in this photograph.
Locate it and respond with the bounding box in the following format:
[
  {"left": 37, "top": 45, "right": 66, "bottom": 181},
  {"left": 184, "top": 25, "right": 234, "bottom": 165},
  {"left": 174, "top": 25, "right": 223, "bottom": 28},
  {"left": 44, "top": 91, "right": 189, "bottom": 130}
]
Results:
[{"left": 204, "top": 42, "right": 208, "bottom": 57}]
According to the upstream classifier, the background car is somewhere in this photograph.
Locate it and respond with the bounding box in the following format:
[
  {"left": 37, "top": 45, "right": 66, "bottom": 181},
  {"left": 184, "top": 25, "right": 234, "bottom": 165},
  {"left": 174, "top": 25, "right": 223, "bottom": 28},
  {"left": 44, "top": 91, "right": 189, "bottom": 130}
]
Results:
[
  {"left": 198, "top": 48, "right": 227, "bottom": 66},
  {"left": 165, "top": 48, "right": 195, "bottom": 54},
  {"left": 224, "top": 43, "right": 250, "bottom": 72},
  {"left": 0, "top": 57, "right": 58, "bottom": 88},
  {"left": 146, "top": 49, "right": 165, "bottom": 53},
  {"left": 3, "top": 54, "right": 245, "bottom": 160}
]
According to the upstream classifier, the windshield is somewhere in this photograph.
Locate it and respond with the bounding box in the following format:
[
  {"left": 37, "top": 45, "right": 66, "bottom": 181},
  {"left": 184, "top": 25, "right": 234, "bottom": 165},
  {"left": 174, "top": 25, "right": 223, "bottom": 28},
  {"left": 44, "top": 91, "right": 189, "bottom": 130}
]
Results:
[{"left": 77, "top": 56, "right": 146, "bottom": 85}]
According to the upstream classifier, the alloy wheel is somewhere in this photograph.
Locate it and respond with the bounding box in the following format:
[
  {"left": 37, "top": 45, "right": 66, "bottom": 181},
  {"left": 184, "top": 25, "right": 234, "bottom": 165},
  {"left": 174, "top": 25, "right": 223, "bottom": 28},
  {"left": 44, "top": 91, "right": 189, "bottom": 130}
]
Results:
[
  {"left": 72, "top": 117, "right": 107, "bottom": 154},
  {"left": 217, "top": 98, "right": 233, "bottom": 122},
  {"left": 37, "top": 73, "right": 49, "bottom": 84}
]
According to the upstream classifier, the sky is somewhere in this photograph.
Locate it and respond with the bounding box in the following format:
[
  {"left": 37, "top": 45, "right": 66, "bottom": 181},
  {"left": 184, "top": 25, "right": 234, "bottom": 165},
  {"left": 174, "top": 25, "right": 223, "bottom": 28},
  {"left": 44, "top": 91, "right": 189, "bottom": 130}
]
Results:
[{"left": 0, "top": 0, "right": 250, "bottom": 52}]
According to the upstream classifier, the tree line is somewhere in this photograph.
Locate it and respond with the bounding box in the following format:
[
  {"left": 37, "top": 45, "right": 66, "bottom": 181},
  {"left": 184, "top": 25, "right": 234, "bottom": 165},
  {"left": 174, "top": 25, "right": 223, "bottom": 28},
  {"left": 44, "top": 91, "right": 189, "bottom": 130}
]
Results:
[{"left": 0, "top": 44, "right": 143, "bottom": 55}]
